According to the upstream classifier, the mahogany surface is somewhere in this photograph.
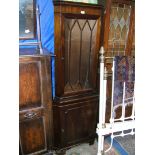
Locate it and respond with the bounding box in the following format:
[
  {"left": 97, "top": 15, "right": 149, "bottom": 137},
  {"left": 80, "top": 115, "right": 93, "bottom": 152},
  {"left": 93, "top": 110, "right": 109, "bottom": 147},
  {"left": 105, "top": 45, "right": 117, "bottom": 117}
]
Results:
[{"left": 53, "top": 1, "right": 103, "bottom": 150}]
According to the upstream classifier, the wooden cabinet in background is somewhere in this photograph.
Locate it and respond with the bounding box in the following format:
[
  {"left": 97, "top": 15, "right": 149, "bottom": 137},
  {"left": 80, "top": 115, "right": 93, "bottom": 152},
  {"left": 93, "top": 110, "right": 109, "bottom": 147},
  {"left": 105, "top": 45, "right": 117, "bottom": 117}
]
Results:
[
  {"left": 19, "top": 54, "right": 53, "bottom": 155},
  {"left": 53, "top": 1, "right": 103, "bottom": 150}
]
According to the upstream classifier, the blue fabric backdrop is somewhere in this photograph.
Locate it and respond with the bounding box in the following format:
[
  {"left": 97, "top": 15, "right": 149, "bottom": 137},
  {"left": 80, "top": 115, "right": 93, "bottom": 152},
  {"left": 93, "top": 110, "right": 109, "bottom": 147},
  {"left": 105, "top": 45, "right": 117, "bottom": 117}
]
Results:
[
  {"left": 38, "top": 0, "right": 55, "bottom": 98},
  {"left": 37, "top": 0, "right": 54, "bottom": 53},
  {"left": 20, "top": 0, "right": 55, "bottom": 97}
]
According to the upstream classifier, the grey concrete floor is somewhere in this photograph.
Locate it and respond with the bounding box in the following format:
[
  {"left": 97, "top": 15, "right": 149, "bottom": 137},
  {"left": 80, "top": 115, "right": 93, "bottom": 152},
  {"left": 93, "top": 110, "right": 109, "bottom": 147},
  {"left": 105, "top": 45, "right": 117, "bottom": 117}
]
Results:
[{"left": 51, "top": 134, "right": 135, "bottom": 155}]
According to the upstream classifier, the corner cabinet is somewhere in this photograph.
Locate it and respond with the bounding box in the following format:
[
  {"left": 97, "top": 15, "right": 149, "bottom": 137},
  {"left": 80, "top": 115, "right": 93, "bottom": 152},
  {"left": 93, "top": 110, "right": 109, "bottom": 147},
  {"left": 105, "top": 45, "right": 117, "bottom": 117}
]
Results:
[
  {"left": 19, "top": 54, "right": 53, "bottom": 155},
  {"left": 53, "top": 1, "right": 103, "bottom": 150}
]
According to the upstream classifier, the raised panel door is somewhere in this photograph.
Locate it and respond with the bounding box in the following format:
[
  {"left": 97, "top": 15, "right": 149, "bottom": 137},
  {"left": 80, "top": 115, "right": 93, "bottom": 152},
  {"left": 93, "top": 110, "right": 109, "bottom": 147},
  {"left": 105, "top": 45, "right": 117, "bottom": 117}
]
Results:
[
  {"left": 64, "top": 100, "right": 98, "bottom": 145},
  {"left": 53, "top": 98, "right": 98, "bottom": 148}
]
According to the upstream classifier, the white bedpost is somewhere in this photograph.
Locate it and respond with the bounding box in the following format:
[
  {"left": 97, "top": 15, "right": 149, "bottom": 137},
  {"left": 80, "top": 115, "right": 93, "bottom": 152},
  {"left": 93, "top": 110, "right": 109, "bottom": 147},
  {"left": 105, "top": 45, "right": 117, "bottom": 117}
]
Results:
[
  {"left": 97, "top": 55, "right": 135, "bottom": 153},
  {"left": 97, "top": 46, "right": 107, "bottom": 155},
  {"left": 110, "top": 58, "right": 115, "bottom": 122}
]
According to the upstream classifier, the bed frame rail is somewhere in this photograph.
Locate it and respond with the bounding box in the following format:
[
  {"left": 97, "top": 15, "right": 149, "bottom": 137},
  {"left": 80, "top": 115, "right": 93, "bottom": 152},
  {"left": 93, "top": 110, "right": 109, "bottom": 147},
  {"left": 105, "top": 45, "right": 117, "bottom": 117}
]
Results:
[{"left": 96, "top": 47, "right": 135, "bottom": 155}]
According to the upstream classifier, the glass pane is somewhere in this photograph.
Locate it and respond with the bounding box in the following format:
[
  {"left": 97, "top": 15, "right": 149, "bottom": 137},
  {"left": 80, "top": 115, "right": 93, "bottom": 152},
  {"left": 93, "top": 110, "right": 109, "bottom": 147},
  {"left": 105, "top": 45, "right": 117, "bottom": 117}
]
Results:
[
  {"left": 19, "top": 0, "right": 36, "bottom": 39},
  {"left": 64, "top": 18, "right": 98, "bottom": 93},
  {"left": 108, "top": 4, "right": 132, "bottom": 54}
]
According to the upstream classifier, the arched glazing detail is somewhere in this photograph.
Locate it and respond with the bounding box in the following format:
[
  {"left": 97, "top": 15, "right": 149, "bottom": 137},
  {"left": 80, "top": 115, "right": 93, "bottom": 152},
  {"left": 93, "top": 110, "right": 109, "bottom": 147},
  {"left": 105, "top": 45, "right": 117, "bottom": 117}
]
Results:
[{"left": 64, "top": 17, "right": 97, "bottom": 93}]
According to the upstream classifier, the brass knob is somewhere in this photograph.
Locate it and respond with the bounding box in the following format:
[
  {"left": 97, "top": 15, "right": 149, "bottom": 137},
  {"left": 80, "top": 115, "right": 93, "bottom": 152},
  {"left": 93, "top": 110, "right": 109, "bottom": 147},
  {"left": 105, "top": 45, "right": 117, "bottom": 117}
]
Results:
[{"left": 24, "top": 112, "right": 37, "bottom": 119}]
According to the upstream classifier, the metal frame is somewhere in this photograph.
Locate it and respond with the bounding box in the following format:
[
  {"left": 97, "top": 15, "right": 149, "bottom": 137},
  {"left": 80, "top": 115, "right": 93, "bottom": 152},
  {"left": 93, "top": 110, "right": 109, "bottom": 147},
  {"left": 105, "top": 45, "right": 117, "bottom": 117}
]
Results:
[{"left": 96, "top": 47, "right": 135, "bottom": 155}]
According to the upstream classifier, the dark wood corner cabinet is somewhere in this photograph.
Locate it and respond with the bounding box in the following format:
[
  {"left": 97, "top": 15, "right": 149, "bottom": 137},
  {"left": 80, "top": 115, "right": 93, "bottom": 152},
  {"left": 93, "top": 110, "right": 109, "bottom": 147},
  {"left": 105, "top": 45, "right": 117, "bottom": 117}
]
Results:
[
  {"left": 19, "top": 53, "right": 53, "bottom": 155},
  {"left": 53, "top": 1, "right": 103, "bottom": 150}
]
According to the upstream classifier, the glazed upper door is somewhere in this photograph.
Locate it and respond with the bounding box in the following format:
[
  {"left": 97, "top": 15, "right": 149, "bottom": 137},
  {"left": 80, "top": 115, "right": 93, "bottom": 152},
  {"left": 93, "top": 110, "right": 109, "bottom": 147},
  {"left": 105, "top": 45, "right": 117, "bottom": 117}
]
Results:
[
  {"left": 63, "top": 15, "right": 100, "bottom": 94},
  {"left": 54, "top": 4, "right": 102, "bottom": 97},
  {"left": 19, "top": 56, "right": 52, "bottom": 155},
  {"left": 103, "top": 0, "right": 135, "bottom": 56}
]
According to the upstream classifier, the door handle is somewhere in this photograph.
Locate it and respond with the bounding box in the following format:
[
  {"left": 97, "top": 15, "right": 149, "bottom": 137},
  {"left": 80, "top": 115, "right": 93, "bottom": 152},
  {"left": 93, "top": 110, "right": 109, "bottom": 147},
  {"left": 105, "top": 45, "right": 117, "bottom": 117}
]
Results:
[{"left": 24, "top": 112, "right": 37, "bottom": 119}]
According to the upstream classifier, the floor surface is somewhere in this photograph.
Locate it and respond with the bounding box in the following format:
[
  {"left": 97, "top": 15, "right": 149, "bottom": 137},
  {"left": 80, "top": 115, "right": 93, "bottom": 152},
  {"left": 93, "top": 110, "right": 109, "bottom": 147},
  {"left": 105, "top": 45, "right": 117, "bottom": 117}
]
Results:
[{"left": 52, "top": 134, "right": 135, "bottom": 155}]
